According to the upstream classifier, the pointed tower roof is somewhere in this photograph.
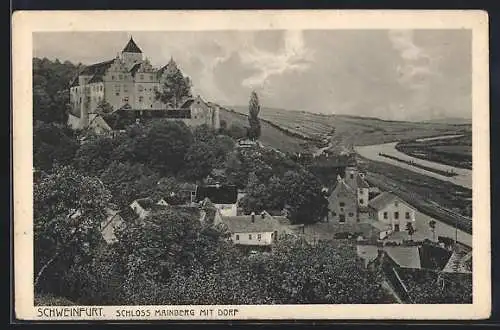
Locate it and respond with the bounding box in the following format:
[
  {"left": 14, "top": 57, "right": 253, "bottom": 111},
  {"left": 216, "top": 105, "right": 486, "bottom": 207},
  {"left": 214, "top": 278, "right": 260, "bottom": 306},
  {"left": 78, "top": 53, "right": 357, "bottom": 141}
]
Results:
[{"left": 122, "top": 37, "right": 142, "bottom": 53}]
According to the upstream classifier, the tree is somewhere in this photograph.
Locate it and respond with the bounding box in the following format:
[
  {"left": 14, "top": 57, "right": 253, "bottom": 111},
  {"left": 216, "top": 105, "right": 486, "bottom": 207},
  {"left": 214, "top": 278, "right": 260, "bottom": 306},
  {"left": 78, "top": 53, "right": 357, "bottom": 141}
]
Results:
[
  {"left": 280, "top": 170, "right": 328, "bottom": 224},
  {"left": 247, "top": 91, "right": 261, "bottom": 140},
  {"left": 33, "top": 121, "right": 79, "bottom": 171},
  {"left": 406, "top": 222, "right": 416, "bottom": 241},
  {"left": 182, "top": 141, "right": 218, "bottom": 182},
  {"left": 155, "top": 61, "right": 192, "bottom": 108},
  {"left": 429, "top": 220, "right": 437, "bottom": 241},
  {"left": 34, "top": 165, "right": 112, "bottom": 292},
  {"left": 136, "top": 119, "right": 194, "bottom": 175},
  {"left": 73, "top": 135, "right": 119, "bottom": 176},
  {"left": 100, "top": 161, "right": 160, "bottom": 208}
]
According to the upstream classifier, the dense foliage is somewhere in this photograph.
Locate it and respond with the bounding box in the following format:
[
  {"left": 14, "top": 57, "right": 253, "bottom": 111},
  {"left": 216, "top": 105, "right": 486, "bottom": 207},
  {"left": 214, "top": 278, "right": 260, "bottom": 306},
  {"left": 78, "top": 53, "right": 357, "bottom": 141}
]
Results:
[{"left": 33, "top": 58, "right": 79, "bottom": 124}]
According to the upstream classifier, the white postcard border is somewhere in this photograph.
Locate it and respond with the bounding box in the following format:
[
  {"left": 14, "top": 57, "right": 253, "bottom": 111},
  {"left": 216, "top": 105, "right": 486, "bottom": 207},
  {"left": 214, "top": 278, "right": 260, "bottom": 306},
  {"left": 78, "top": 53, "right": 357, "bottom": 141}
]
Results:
[{"left": 12, "top": 10, "right": 491, "bottom": 320}]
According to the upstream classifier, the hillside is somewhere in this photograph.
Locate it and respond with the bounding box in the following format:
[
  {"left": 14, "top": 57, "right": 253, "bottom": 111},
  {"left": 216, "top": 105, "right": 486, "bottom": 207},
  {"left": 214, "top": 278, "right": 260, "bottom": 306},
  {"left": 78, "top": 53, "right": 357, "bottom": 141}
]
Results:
[
  {"left": 227, "top": 105, "right": 471, "bottom": 150},
  {"left": 218, "top": 107, "right": 312, "bottom": 153}
]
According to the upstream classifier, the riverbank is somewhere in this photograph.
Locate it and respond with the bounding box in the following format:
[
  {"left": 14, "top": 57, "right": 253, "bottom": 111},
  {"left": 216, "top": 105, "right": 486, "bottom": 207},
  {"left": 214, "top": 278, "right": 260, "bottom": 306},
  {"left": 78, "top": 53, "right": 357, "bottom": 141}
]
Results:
[{"left": 355, "top": 142, "right": 472, "bottom": 189}]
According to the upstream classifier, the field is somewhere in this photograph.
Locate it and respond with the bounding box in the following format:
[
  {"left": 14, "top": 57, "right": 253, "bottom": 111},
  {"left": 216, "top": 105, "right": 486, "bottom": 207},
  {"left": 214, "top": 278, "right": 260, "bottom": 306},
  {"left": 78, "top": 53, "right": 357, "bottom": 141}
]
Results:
[
  {"left": 395, "top": 134, "right": 472, "bottom": 170},
  {"left": 358, "top": 156, "right": 472, "bottom": 233},
  {"left": 218, "top": 107, "right": 311, "bottom": 153},
  {"left": 228, "top": 105, "right": 470, "bottom": 149}
]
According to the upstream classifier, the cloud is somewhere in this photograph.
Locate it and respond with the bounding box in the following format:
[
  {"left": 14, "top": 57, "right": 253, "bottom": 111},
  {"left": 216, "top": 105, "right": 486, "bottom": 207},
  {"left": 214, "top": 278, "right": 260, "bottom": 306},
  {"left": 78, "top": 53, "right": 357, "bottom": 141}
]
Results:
[
  {"left": 240, "top": 30, "right": 314, "bottom": 88},
  {"left": 388, "top": 30, "right": 436, "bottom": 91}
]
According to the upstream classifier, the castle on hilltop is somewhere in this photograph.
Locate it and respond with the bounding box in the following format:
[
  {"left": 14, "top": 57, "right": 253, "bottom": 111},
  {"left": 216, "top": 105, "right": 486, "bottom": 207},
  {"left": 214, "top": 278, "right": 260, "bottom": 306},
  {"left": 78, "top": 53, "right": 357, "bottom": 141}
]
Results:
[{"left": 67, "top": 36, "right": 220, "bottom": 132}]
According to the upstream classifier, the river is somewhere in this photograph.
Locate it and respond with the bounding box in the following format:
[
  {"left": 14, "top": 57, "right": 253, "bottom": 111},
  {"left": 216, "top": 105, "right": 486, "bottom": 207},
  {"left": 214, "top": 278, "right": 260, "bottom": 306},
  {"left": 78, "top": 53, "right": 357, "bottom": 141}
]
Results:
[{"left": 355, "top": 139, "right": 472, "bottom": 189}]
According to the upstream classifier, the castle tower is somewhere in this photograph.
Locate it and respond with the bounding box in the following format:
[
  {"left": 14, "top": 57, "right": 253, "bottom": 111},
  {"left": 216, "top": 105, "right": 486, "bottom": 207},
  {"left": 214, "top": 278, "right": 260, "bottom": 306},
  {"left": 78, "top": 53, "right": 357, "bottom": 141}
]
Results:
[{"left": 121, "top": 36, "right": 143, "bottom": 69}]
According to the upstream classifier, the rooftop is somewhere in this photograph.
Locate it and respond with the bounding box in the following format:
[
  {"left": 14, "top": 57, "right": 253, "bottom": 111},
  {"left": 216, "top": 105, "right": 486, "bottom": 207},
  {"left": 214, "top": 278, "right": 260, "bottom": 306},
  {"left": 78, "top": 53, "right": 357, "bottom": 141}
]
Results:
[
  {"left": 222, "top": 213, "right": 281, "bottom": 233},
  {"left": 122, "top": 37, "right": 143, "bottom": 53},
  {"left": 368, "top": 192, "right": 400, "bottom": 211},
  {"left": 385, "top": 246, "right": 421, "bottom": 269},
  {"left": 195, "top": 184, "right": 238, "bottom": 204}
]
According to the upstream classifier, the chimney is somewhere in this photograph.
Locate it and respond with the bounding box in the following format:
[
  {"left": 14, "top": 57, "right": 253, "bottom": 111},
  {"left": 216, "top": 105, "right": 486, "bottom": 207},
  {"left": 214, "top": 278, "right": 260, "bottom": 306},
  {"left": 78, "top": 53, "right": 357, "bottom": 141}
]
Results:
[{"left": 251, "top": 211, "right": 255, "bottom": 223}]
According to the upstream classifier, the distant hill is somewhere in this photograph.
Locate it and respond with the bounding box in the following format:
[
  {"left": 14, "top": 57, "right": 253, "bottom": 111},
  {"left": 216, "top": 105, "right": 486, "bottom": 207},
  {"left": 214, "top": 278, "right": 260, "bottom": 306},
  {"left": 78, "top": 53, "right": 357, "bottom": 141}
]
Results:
[
  {"left": 421, "top": 117, "right": 472, "bottom": 125},
  {"left": 222, "top": 105, "right": 470, "bottom": 152}
]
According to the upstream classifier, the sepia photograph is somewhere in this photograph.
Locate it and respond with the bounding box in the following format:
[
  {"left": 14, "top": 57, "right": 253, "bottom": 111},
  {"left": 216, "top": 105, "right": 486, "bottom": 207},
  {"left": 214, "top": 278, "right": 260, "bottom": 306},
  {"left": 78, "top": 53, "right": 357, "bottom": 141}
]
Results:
[{"left": 13, "top": 10, "right": 490, "bottom": 320}]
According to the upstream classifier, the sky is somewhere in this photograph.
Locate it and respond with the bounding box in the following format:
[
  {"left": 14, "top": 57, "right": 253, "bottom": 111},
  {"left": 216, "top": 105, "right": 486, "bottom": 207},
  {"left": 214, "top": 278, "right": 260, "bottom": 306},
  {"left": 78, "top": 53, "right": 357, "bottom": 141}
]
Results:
[{"left": 33, "top": 30, "right": 472, "bottom": 121}]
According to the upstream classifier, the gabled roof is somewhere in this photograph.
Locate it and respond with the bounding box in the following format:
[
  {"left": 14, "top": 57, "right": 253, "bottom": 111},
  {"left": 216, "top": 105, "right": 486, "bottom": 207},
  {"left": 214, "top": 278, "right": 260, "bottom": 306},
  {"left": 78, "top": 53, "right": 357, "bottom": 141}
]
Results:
[
  {"left": 222, "top": 213, "right": 281, "bottom": 233},
  {"left": 385, "top": 246, "right": 421, "bottom": 269},
  {"left": 356, "top": 174, "right": 370, "bottom": 188},
  {"left": 157, "top": 58, "right": 177, "bottom": 77},
  {"left": 80, "top": 59, "right": 115, "bottom": 76},
  {"left": 330, "top": 180, "right": 356, "bottom": 198},
  {"left": 122, "top": 37, "right": 142, "bottom": 53},
  {"left": 195, "top": 184, "right": 238, "bottom": 204},
  {"left": 368, "top": 192, "right": 414, "bottom": 211}
]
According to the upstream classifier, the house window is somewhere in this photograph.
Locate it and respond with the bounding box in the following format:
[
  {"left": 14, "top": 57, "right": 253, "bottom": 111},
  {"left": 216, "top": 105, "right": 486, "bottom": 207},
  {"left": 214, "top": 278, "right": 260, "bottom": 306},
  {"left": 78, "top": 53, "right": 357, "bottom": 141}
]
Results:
[
  {"left": 331, "top": 211, "right": 336, "bottom": 216},
  {"left": 348, "top": 212, "right": 354, "bottom": 217},
  {"left": 394, "top": 212, "right": 399, "bottom": 219},
  {"left": 119, "top": 74, "right": 123, "bottom": 80},
  {"left": 383, "top": 212, "right": 388, "bottom": 219},
  {"left": 359, "top": 199, "right": 364, "bottom": 205},
  {"left": 139, "top": 96, "right": 144, "bottom": 102},
  {"left": 339, "top": 214, "right": 346, "bottom": 223},
  {"left": 138, "top": 85, "right": 144, "bottom": 92},
  {"left": 123, "top": 85, "right": 128, "bottom": 92},
  {"left": 257, "top": 234, "right": 262, "bottom": 241},
  {"left": 395, "top": 201, "right": 399, "bottom": 207},
  {"left": 140, "top": 74, "right": 144, "bottom": 80},
  {"left": 405, "top": 212, "right": 410, "bottom": 219},
  {"left": 248, "top": 234, "right": 252, "bottom": 240},
  {"left": 339, "top": 202, "right": 345, "bottom": 207},
  {"left": 123, "top": 97, "right": 129, "bottom": 102},
  {"left": 394, "top": 224, "right": 400, "bottom": 232},
  {"left": 350, "top": 173, "right": 354, "bottom": 179},
  {"left": 112, "top": 75, "right": 115, "bottom": 80},
  {"left": 116, "top": 92, "right": 120, "bottom": 96},
  {"left": 235, "top": 235, "right": 239, "bottom": 241}
]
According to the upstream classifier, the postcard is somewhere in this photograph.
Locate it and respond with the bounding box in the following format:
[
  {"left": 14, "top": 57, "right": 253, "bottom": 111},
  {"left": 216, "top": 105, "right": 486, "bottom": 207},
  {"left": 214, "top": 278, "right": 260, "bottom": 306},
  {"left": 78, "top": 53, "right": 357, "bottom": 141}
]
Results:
[{"left": 12, "top": 10, "right": 490, "bottom": 320}]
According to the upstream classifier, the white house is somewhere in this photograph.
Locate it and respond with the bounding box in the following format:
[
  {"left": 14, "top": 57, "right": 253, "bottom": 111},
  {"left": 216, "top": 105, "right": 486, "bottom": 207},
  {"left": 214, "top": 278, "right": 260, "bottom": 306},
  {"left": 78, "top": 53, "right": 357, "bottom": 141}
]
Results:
[
  {"left": 129, "top": 198, "right": 163, "bottom": 220},
  {"left": 368, "top": 192, "right": 416, "bottom": 233},
  {"left": 215, "top": 211, "right": 284, "bottom": 246}
]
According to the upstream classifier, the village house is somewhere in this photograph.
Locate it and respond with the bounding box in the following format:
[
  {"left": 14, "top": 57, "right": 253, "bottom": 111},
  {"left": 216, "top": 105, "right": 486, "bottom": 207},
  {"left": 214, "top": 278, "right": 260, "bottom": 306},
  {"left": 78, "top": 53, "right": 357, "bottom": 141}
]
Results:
[
  {"left": 214, "top": 211, "right": 293, "bottom": 246},
  {"left": 327, "top": 165, "right": 371, "bottom": 224},
  {"left": 129, "top": 198, "right": 164, "bottom": 220},
  {"left": 194, "top": 184, "right": 239, "bottom": 216},
  {"left": 67, "top": 36, "right": 220, "bottom": 132},
  {"left": 368, "top": 192, "right": 417, "bottom": 233}
]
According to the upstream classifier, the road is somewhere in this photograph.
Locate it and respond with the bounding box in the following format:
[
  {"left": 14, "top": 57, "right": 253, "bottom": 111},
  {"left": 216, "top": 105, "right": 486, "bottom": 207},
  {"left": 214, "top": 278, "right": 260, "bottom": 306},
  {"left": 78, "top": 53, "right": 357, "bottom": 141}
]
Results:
[{"left": 355, "top": 141, "right": 472, "bottom": 189}]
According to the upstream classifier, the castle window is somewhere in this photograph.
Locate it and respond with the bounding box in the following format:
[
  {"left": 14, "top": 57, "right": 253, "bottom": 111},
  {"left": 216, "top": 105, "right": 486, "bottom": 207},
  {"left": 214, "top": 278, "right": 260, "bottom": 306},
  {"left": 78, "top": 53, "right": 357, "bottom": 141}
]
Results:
[
  {"left": 138, "top": 96, "right": 143, "bottom": 102},
  {"left": 248, "top": 234, "right": 252, "bottom": 240},
  {"left": 257, "top": 234, "right": 262, "bottom": 241},
  {"left": 235, "top": 235, "right": 239, "bottom": 241},
  {"left": 394, "top": 212, "right": 399, "bottom": 219},
  {"left": 339, "top": 202, "right": 345, "bottom": 207},
  {"left": 359, "top": 199, "right": 364, "bottom": 205},
  {"left": 383, "top": 212, "right": 388, "bottom": 219}
]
